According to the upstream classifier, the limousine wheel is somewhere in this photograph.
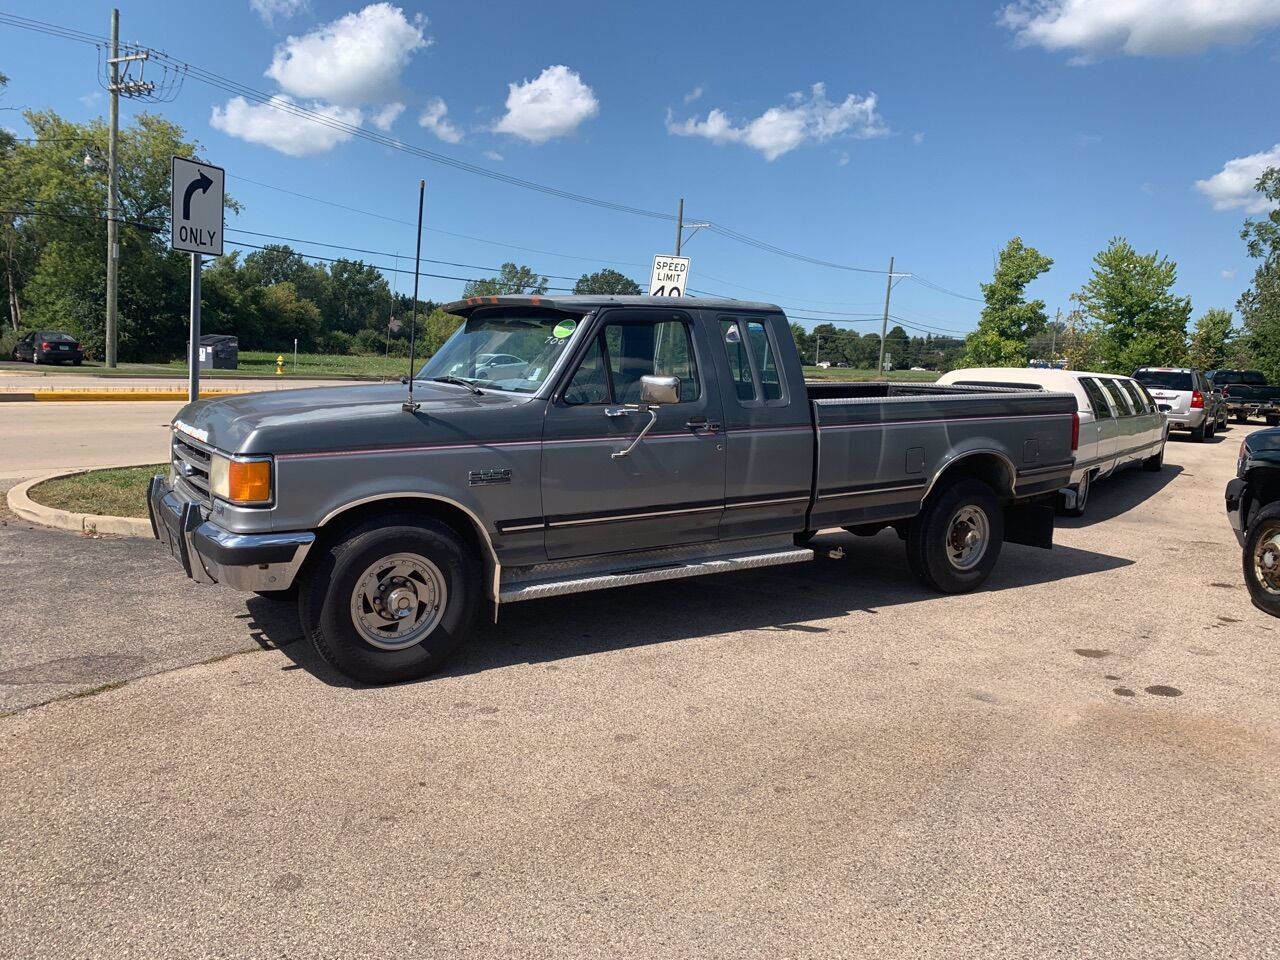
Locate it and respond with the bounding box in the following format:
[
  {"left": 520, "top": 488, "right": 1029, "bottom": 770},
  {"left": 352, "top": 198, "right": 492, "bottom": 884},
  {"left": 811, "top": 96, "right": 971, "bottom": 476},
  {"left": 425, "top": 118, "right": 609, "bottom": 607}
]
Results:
[
  {"left": 1059, "top": 471, "right": 1090, "bottom": 518},
  {"left": 299, "top": 514, "right": 480, "bottom": 685},
  {"left": 1142, "top": 444, "right": 1165, "bottom": 472},
  {"left": 905, "top": 478, "right": 1004, "bottom": 594},
  {"left": 1244, "top": 504, "right": 1280, "bottom": 618}
]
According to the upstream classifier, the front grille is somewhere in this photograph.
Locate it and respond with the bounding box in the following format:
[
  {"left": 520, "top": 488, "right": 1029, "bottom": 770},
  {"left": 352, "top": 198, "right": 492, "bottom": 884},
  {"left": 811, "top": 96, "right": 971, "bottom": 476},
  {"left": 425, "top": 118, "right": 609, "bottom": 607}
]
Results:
[{"left": 171, "top": 431, "right": 213, "bottom": 507}]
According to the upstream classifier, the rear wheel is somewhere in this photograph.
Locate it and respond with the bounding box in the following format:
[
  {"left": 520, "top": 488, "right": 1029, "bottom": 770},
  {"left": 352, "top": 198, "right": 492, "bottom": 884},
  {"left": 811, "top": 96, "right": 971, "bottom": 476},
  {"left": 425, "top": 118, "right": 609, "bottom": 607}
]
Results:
[
  {"left": 298, "top": 515, "right": 480, "bottom": 684},
  {"left": 1244, "top": 503, "right": 1280, "bottom": 619},
  {"left": 1142, "top": 443, "right": 1165, "bottom": 472},
  {"left": 1190, "top": 422, "right": 1206, "bottom": 442},
  {"left": 1237, "top": 412, "right": 1249, "bottom": 424},
  {"left": 905, "top": 478, "right": 1004, "bottom": 593}
]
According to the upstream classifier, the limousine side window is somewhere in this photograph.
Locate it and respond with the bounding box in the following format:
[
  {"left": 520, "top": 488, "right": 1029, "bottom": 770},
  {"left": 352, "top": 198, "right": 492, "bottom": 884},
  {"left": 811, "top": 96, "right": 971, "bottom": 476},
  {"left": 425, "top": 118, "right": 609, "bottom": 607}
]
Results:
[
  {"left": 1119, "top": 379, "right": 1151, "bottom": 415},
  {"left": 1100, "top": 379, "right": 1133, "bottom": 416},
  {"left": 1079, "top": 377, "right": 1114, "bottom": 419}
]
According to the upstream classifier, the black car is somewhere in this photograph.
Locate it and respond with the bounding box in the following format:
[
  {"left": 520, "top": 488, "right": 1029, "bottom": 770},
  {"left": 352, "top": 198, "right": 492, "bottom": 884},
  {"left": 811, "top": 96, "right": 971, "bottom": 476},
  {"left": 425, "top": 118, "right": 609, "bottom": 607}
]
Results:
[
  {"left": 1226, "top": 427, "right": 1280, "bottom": 615},
  {"left": 12, "top": 330, "right": 84, "bottom": 365}
]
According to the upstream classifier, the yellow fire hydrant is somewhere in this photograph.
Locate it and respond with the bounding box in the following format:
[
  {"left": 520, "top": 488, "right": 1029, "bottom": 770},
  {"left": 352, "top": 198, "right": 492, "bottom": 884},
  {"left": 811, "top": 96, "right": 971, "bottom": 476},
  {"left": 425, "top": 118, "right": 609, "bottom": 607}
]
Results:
[{"left": 275, "top": 355, "right": 285, "bottom": 375}]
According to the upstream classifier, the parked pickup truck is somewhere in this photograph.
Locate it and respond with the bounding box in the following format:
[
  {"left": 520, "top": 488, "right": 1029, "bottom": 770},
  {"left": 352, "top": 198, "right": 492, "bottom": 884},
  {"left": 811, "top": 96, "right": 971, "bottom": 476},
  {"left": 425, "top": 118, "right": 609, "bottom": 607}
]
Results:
[
  {"left": 1226, "top": 427, "right": 1280, "bottom": 616},
  {"left": 1207, "top": 369, "right": 1280, "bottom": 425},
  {"left": 150, "top": 296, "right": 1078, "bottom": 684}
]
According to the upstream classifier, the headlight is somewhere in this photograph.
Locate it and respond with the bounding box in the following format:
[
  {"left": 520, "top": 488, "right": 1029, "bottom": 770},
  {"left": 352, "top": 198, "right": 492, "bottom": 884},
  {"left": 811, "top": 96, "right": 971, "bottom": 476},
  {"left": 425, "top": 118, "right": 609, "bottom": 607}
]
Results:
[{"left": 208, "top": 454, "right": 273, "bottom": 505}]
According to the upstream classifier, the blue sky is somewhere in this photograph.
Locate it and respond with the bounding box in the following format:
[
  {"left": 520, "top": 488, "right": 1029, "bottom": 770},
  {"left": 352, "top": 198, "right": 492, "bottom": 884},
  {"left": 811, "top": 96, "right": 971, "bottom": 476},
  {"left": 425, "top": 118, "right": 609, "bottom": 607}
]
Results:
[{"left": 2, "top": 0, "right": 1278, "bottom": 340}]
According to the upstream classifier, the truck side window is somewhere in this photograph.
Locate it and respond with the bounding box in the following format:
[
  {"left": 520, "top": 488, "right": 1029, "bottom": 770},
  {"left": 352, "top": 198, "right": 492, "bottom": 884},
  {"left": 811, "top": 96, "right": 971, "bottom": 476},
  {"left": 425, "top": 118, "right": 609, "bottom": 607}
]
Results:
[
  {"left": 566, "top": 318, "right": 701, "bottom": 405},
  {"left": 746, "top": 321, "right": 782, "bottom": 401},
  {"left": 719, "top": 320, "right": 757, "bottom": 401},
  {"left": 1101, "top": 379, "right": 1132, "bottom": 416},
  {"left": 1080, "top": 377, "right": 1113, "bottom": 418},
  {"left": 564, "top": 338, "right": 610, "bottom": 405}
]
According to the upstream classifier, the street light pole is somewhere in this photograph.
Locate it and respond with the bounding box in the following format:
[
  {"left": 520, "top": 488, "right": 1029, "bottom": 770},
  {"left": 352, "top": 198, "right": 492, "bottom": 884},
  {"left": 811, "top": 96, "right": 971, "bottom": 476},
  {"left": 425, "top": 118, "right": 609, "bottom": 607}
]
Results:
[{"left": 105, "top": 8, "right": 120, "bottom": 368}]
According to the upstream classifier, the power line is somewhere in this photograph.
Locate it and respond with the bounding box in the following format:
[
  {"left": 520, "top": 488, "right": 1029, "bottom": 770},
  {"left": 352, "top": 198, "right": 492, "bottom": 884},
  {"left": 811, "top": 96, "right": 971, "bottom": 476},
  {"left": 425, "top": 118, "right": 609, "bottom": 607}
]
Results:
[{"left": 907, "top": 274, "right": 982, "bottom": 302}]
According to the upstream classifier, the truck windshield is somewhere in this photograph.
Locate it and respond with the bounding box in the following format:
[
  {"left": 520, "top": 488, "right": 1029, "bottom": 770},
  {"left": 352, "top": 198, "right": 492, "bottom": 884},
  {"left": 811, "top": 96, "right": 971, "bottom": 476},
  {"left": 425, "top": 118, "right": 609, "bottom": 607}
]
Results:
[
  {"left": 416, "top": 308, "right": 584, "bottom": 394},
  {"left": 1211, "top": 371, "right": 1266, "bottom": 386}
]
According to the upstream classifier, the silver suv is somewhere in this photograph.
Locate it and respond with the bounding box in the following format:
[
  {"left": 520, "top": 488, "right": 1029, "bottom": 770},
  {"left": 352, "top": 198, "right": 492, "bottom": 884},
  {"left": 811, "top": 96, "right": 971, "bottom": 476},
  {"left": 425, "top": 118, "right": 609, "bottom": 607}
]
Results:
[{"left": 1133, "top": 367, "right": 1223, "bottom": 442}]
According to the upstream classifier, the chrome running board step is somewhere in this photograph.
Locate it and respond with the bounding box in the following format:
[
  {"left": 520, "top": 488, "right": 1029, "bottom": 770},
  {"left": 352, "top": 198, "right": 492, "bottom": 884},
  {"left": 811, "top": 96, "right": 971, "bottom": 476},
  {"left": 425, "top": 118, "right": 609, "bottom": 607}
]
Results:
[{"left": 499, "top": 545, "right": 814, "bottom": 604}]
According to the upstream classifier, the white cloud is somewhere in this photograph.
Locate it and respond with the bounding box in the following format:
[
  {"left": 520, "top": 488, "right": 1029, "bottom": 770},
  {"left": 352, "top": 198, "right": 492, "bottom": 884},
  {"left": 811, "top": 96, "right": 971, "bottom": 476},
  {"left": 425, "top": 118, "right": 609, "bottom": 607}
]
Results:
[
  {"left": 837, "top": 151, "right": 850, "bottom": 166},
  {"left": 666, "top": 83, "right": 886, "bottom": 161},
  {"left": 418, "top": 97, "right": 461, "bottom": 143},
  {"left": 79, "top": 91, "right": 102, "bottom": 107},
  {"left": 1141, "top": 182, "right": 1155, "bottom": 195},
  {"left": 1000, "top": 0, "right": 1280, "bottom": 59},
  {"left": 683, "top": 86, "right": 704, "bottom": 105},
  {"left": 210, "top": 95, "right": 361, "bottom": 156},
  {"left": 370, "top": 102, "right": 404, "bottom": 131},
  {"left": 912, "top": 131, "right": 925, "bottom": 145},
  {"left": 483, "top": 150, "right": 504, "bottom": 162},
  {"left": 494, "top": 65, "right": 599, "bottom": 144},
  {"left": 1195, "top": 144, "right": 1280, "bottom": 213},
  {"left": 265, "top": 3, "right": 429, "bottom": 105},
  {"left": 251, "top": 0, "right": 308, "bottom": 24},
  {"left": 1222, "top": 269, "right": 1238, "bottom": 280}
]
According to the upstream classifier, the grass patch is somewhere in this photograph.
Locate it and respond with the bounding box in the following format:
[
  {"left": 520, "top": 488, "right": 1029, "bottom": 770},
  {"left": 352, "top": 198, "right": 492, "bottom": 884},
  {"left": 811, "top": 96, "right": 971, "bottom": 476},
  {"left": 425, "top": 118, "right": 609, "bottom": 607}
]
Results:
[
  {"left": 28, "top": 464, "right": 165, "bottom": 519},
  {"left": 802, "top": 366, "right": 939, "bottom": 382}
]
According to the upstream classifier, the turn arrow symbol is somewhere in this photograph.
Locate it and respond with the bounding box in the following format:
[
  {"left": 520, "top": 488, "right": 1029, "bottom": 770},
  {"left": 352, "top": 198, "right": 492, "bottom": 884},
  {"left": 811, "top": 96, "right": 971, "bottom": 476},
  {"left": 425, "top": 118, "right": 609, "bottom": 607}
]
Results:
[{"left": 182, "top": 170, "right": 214, "bottom": 221}]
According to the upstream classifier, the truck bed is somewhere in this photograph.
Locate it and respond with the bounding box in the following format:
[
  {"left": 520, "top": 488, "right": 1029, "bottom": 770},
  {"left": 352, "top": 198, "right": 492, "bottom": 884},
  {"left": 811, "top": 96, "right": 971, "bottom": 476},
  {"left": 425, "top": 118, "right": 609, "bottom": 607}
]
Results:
[{"left": 803, "top": 381, "right": 1078, "bottom": 531}]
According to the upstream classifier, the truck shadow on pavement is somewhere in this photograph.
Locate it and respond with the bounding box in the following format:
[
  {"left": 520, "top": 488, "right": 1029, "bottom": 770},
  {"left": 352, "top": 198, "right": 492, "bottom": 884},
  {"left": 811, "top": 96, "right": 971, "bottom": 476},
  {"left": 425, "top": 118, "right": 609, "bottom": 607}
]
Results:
[{"left": 249, "top": 531, "right": 1134, "bottom": 689}]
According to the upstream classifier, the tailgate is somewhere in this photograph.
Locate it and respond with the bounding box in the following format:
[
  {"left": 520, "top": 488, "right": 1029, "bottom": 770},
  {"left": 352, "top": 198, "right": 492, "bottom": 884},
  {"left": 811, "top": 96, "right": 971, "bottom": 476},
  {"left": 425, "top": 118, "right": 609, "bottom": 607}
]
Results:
[{"left": 1146, "top": 389, "right": 1189, "bottom": 414}]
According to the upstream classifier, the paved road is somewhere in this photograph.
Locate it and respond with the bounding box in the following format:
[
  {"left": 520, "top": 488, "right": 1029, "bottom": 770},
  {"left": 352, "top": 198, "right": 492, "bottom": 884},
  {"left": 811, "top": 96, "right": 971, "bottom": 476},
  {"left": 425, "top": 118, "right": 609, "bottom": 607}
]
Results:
[
  {"left": 0, "top": 401, "right": 180, "bottom": 479},
  {"left": 1, "top": 431, "right": 1277, "bottom": 958}
]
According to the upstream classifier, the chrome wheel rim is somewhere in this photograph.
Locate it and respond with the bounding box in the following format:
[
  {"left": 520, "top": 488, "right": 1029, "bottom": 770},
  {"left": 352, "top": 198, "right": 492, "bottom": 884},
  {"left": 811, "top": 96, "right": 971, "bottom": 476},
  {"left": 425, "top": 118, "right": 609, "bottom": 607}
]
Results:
[
  {"left": 1253, "top": 529, "right": 1280, "bottom": 596},
  {"left": 946, "top": 505, "right": 990, "bottom": 571},
  {"left": 1076, "top": 472, "right": 1090, "bottom": 509},
  {"left": 349, "top": 552, "right": 448, "bottom": 650}
]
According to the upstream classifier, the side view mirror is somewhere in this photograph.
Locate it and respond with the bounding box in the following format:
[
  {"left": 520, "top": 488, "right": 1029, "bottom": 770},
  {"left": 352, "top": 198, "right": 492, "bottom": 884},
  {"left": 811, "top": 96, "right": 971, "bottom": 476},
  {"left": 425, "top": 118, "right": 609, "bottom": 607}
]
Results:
[{"left": 639, "top": 374, "right": 680, "bottom": 406}]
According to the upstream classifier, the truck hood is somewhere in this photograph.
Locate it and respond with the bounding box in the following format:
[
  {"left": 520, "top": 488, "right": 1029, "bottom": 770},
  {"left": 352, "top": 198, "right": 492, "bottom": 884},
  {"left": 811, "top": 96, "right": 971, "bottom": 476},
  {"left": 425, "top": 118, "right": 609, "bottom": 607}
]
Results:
[{"left": 172, "top": 382, "right": 536, "bottom": 456}]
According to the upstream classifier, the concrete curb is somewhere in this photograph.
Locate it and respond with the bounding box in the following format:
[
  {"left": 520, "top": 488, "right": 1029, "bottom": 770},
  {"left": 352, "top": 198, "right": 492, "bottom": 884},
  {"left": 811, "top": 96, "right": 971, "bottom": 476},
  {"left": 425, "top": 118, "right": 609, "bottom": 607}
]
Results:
[{"left": 7, "top": 470, "right": 155, "bottom": 538}]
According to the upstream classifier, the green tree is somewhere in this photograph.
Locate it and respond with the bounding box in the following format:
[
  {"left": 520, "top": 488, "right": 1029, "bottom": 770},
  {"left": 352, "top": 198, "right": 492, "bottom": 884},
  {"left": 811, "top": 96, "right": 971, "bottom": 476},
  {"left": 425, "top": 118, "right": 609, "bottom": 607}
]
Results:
[
  {"left": 254, "top": 282, "right": 322, "bottom": 349},
  {"left": 961, "top": 237, "right": 1053, "bottom": 367},
  {"left": 883, "top": 324, "right": 910, "bottom": 369},
  {"left": 1073, "top": 237, "right": 1191, "bottom": 374},
  {"left": 573, "top": 268, "right": 641, "bottom": 295},
  {"left": 1238, "top": 167, "right": 1280, "bottom": 380},
  {"left": 421, "top": 307, "right": 464, "bottom": 355},
  {"left": 324, "top": 258, "right": 391, "bottom": 335},
  {"left": 1186, "top": 308, "right": 1235, "bottom": 370},
  {"left": 462, "top": 262, "right": 548, "bottom": 297}
]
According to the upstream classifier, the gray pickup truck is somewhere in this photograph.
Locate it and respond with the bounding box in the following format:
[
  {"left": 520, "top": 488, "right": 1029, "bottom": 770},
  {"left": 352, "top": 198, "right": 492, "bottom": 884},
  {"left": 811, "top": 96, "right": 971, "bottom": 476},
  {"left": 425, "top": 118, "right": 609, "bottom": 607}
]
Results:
[{"left": 150, "top": 296, "right": 1078, "bottom": 683}]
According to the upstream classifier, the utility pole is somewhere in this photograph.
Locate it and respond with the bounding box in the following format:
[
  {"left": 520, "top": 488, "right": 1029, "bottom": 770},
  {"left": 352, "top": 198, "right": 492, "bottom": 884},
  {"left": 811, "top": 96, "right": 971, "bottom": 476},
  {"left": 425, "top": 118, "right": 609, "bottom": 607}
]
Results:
[
  {"left": 675, "top": 198, "right": 684, "bottom": 256},
  {"left": 814, "top": 334, "right": 820, "bottom": 366},
  {"left": 876, "top": 255, "right": 895, "bottom": 378},
  {"left": 105, "top": 8, "right": 120, "bottom": 368},
  {"left": 102, "top": 8, "right": 155, "bottom": 368},
  {"left": 1051, "top": 307, "right": 1061, "bottom": 358}
]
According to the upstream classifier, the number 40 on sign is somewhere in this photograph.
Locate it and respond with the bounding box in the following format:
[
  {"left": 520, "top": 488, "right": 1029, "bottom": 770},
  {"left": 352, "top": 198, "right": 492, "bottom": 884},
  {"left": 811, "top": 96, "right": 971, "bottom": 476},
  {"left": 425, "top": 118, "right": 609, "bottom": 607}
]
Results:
[{"left": 649, "top": 255, "right": 690, "bottom": 297}]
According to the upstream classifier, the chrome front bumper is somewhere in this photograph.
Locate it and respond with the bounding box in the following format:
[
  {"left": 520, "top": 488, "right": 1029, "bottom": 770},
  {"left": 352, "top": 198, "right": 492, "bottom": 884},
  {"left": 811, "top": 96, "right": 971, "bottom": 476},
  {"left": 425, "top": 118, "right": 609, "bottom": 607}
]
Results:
[{"left": 148, "top": 476, "right": 315, "bottom": 592}]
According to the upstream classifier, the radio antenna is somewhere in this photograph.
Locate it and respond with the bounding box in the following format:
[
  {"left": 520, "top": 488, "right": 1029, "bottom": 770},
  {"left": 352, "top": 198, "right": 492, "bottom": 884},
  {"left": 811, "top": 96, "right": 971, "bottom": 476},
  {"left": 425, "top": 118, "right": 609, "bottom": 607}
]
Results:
[{"left": 403, "top": 179, "right": 425, "bottom": 413}]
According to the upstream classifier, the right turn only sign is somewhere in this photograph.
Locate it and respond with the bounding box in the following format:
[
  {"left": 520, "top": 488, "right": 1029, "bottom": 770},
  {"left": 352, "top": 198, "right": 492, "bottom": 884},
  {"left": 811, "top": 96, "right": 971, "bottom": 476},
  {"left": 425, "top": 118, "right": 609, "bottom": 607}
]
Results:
[{"left": 649, "top": 255, "right": 690, "bottom": 297}]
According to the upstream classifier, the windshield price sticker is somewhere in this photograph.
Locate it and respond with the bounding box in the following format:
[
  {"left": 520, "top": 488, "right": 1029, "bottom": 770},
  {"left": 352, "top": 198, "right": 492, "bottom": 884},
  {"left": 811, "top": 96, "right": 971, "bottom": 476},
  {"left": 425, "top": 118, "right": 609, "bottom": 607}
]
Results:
[{"left": 552, "top": 319, "right": 577, "bottom": 339}]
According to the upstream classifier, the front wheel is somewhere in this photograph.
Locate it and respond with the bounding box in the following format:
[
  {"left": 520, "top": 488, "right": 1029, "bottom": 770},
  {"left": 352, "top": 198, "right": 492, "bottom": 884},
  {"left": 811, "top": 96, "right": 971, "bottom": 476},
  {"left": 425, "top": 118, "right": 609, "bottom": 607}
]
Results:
[
  {"left": 905, "top": 478, "right": 1004, "bottom": 593},
  {"left": 299, "top": 515, "right": 480, "bottom": 684},
  {"left": 1190, "top": 422, "right": 1206, "bottom": 442},
  {"left": 1244, "top": 503, "right": 1280, "bottom": 619}
]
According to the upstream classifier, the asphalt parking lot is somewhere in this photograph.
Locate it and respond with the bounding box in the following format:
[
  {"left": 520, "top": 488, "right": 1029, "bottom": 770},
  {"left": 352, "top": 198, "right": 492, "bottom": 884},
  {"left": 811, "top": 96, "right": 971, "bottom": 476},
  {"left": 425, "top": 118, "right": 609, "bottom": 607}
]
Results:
[{"left": 2, "top": 427, "right": 1277, "bottom": 958}]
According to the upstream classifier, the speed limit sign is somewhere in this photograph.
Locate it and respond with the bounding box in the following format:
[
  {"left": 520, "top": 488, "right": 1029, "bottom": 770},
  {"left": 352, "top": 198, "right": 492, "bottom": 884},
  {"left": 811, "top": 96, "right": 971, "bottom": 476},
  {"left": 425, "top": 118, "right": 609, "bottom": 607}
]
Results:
[{"left": 648, "top": 255, "right": 690, "bottom": 297}]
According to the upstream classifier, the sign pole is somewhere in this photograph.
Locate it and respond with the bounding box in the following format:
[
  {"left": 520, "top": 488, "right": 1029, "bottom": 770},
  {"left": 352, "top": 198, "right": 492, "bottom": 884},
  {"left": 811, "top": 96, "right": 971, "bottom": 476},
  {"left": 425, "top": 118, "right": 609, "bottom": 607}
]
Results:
[{"left": 189, "top": 253, "right": 201, "bottom": 402}]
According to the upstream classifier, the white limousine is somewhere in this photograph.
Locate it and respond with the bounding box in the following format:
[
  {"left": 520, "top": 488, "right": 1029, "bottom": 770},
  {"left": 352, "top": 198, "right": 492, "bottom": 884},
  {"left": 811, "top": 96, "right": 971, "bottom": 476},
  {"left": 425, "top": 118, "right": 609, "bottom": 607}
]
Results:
[{"left": 936, "top": 367, "right": 1169, "bottom": 518}]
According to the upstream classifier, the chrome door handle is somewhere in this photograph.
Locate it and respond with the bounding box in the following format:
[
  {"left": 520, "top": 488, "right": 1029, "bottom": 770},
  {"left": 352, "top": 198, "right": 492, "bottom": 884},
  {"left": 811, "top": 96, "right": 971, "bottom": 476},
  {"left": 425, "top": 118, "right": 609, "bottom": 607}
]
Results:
[{"left": 686, "top": 418, "right": 721, "bottom": 432}]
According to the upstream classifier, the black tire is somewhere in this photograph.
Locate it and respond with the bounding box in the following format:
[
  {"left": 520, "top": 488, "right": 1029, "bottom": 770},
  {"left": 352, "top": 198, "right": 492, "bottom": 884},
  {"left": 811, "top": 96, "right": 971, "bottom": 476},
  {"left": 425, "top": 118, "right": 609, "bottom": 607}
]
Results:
[
  {"left": 1237, "top": 412, "right": 1248, "bottom": 424},
  {"left": 298, "top": 515, "right": 481, "bottom": 684},
  {"left": 905, "top": 478, "right": 1004, "bottom": 594},
  {"left": 1243, "top": 503, "right": 1280, "bottom": 618},
  {"left": 1056, "top": 470, "right": 1090, "bottom": 518},
  {"left": 1268, "top": 416, "right": 1280, "bottom": 428},
  {"left": 1142, "top": 443, "right": 1165, "bottom": 472},
  {"left": 1190, "top": 422, "right": 1206, "bottom": 442},
  {"left": 73, "top": 359, "right": 82, "bottom": 366}
]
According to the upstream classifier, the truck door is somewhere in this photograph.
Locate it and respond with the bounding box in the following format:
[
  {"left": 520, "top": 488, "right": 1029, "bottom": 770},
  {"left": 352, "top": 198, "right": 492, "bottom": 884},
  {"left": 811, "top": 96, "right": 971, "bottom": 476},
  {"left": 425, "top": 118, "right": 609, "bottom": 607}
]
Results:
[
  {"left": 711, "top": 313, "right": 815, "bottom": 540},
  {"left": 540, "top": 307, "right": 727, "bottom": 560}
]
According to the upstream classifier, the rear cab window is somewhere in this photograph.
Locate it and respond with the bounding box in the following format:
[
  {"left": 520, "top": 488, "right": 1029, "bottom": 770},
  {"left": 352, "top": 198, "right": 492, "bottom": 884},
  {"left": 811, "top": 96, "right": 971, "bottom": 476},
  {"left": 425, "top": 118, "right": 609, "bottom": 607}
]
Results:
[{"left": 717, "top": 315, "right": 788, "bottom": 406}]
